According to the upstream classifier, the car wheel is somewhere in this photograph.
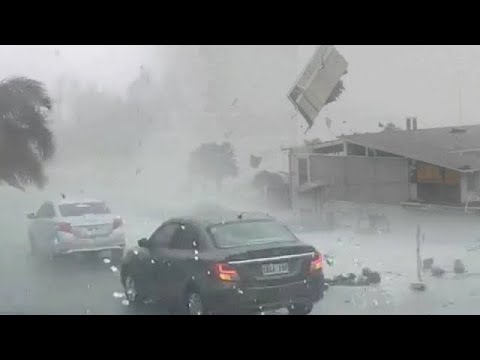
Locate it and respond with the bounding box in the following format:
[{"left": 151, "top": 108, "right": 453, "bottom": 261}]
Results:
[
  {"left": 288, "top": 303, "right": 313, "bottom": 315},
  {"left": 186, "top": 291, "right": 205, "bottom": 315},
  {"left": 123, "top": 274, "right": 144, "bottom": 305}
]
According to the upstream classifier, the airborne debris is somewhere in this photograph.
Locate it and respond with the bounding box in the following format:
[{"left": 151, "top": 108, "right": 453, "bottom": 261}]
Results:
[
  {"left": 250, "top": 155, "right": 262, "bottom": 169},
  {"left": 453, "top": 259, "right": 466, "bottom": 274},
  {"left": 325, "top": 117, "right": 333, "bottom": 129},
  {"left": 287, "top": 45, "right": 348, "bottom": 130}
]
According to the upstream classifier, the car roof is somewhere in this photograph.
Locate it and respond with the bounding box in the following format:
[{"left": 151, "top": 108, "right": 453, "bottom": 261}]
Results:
[
  {"left": 167, "top": 214, "right": 276, "bottom": 229},
  {"left": 55, "top": 198, "right": 104, "bottom": 206}
]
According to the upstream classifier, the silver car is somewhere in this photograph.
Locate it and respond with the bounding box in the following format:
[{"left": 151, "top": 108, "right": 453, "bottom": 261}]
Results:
[{"left": 27, "top": 198, "right": 126, "bottom": 261}]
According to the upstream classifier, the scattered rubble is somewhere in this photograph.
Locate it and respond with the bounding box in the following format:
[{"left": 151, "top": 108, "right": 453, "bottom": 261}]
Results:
[
  {"left": 326, "top": 268, "right": 381, "bottom": 287},
  {"left": 410, "top": 282, "right": 426, "bottom": 291}
]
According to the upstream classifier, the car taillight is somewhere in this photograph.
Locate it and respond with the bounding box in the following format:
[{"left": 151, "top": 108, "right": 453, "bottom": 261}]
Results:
[
  {"left": 310, "top": 252, "right": 323, "bottom": 273},
  {"left": 214, "top": 263, "right": 240, "bottom": 282},
  {"left": 113, "top": 218, "right": 123, "bottom": 230},
  {"left": 56, "top": 222, "right": 73, "bottom": 234}
]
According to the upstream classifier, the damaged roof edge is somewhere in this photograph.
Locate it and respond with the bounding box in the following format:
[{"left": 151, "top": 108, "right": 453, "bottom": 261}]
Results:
[{"left": 339, "top": 137, "right": 479, "bottom": 173}]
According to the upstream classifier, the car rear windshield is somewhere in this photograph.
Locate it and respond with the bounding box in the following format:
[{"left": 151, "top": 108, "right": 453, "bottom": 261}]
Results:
[
  {"left": 209, "top": 220, "right": 297, "bottom": 249},
  {"left": 59, "top": 202, "right": 110, "bottom": 217}
]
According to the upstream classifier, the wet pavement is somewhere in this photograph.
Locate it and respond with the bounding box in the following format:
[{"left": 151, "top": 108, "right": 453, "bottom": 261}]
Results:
[{"left": 2, "top": 205, "right": 480, "bottom": 315}]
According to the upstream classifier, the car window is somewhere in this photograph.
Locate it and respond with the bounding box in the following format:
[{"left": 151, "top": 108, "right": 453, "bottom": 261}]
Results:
[
  {"left": 59, "top": 202, "right": 110, "bottom": 217},
  {"left": 150, "top": 223, "right": 179, "bottom": 248},
  {"left": 36, "top": 203, "right": 55, "bottom": 218},
  {"left": 170, "top": 224, "right": 199, "bottom": 250},
  {"left": 209, "top": 220, "right": 297, "bottom": 249}
]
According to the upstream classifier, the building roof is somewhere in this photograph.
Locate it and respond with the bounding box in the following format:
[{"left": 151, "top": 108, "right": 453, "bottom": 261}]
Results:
[{"left": 339, "top": 125, "right": 480, "bottom": 172}]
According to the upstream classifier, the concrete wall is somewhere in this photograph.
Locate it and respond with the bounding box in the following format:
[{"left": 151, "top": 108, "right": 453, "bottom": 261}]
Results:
[{"left": 291, "top": 154, "right": 409, "bottom": 217}]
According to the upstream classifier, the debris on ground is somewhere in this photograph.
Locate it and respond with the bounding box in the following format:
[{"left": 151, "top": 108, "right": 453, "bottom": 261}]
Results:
[
  {"left": 410, "top": 282, "right": 427, "bottom": 291},
  {"left": 326, "top": 269, "right": 381, "bottom": 287},
  {"left": 453, "top": 259, "right": 466, "bottom": 274},
  {"left": 368, "top": 214, "right": 391, "bottom": 234},
  {"left": 431, "top": 266, "right": 446, "bottom": 277},
  {"left": 423, "top": 258, "right": 434, "bottom": 270},
  {"left": 442, "top": 299, "right": 455, "bottom": 308}
]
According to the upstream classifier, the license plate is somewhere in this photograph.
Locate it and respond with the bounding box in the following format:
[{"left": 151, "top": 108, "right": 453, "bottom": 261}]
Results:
[{"left": 262, "top": 263, "right": 289, "bottom": 276}]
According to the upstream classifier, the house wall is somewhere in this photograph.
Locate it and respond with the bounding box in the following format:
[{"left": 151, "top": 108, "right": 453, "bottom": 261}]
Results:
[
  {"left": 290, "top": 153, "right": 409, "bottom": 217},
  {"left": 461, "top": 171, "right": 480, "bottom": 203}
]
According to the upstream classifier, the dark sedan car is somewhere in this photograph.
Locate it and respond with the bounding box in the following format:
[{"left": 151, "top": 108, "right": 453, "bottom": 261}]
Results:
[{"left": 120, "top": 215, "right": 325, "bottom": 315}]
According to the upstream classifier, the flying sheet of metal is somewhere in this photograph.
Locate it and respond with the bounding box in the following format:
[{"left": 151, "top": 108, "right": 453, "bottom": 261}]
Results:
[
  {"left": 288, "top": 45, "right": 348, "bottom": 129},
  {"left": 250, "top": 155, "right": 263, "bottom": 169}
]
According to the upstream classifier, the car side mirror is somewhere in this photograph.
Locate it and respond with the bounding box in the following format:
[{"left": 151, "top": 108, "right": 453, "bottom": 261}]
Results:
[
  {"left": 138, "top": 238, "right": 149, "bottom": 248},
  {"left": 27, "top": 213, "right": 36, "bottom": 220}
]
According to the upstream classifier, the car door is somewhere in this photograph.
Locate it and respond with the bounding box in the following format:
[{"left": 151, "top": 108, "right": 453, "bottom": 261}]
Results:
[
  {"left": 147, "top": 223, "right": 180, "bottom": 302},
  {"left": 162, "top": 223, "right": 203, "bottom": 303}
]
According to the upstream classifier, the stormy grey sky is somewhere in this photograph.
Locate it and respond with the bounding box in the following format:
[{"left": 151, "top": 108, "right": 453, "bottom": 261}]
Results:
[
  {"left": 1, "top": 45, "right": 478, "bottom": 178},
  {"left": 1, "top": 45, "right": 476, "bottom": 133}
]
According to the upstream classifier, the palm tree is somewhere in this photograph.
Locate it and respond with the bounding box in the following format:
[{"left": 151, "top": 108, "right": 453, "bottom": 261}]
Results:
[{"left": 0, "top": 77, "right": 54, "bottom": 191}]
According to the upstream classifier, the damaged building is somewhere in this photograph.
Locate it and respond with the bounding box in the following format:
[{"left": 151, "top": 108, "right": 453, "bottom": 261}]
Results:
[{"left": 287, "top": 121, "right": 480, "bottom": 224}]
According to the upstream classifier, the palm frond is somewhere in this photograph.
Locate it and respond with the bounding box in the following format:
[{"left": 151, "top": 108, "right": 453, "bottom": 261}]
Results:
[
  {"left": 0, "top": 77, "right": 52, "bottom": 110},
  {"left": 0, "top": 76, "right": 54, "bottom": 191}
]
